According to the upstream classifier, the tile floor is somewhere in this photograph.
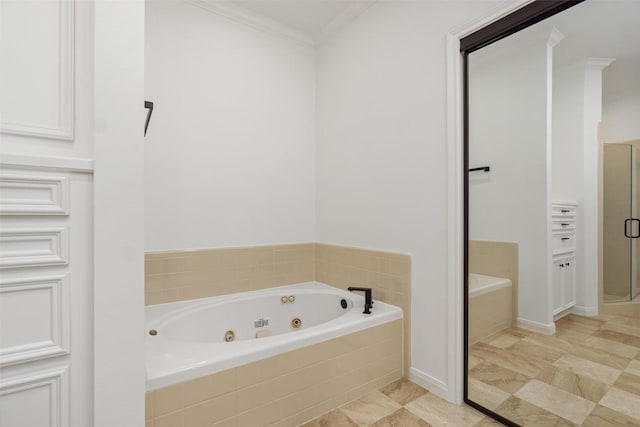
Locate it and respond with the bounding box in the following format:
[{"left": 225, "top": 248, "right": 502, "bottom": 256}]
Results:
[
  {"left": 469, "top": 311, "right": 640, "bottom": 426},
  {"left": 304, "top": 311, "right": 640, "bottom": 427},
  {"left": 302, "top": 378, "right": 494, "bottom": 427}
]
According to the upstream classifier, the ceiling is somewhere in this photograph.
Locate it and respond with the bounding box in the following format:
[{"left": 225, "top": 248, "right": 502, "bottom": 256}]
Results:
[
  {"left": 226, "top": 0, "right": 638, "bottom": 102},
  {"left": 231, "top": 0, "right": 358, "bottom": 35},
  {"left": 540, "top": 0, "right": 640, "bottom": 103}
]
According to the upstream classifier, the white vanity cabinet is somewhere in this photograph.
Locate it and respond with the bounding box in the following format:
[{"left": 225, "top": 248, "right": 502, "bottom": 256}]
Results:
[{"left": 552, "top": 202, "right": 577, "bottom": 317}]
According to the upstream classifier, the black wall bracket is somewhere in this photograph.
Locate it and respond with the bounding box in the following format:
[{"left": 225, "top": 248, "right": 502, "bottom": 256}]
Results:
[{"left": 144, "top": 101, "right": 154, "bottom": 136}]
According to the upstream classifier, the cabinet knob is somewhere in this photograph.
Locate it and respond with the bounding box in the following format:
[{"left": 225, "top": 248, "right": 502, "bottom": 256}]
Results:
[{"left": 560, "top": 264, "right": 564, "bottom": 268}]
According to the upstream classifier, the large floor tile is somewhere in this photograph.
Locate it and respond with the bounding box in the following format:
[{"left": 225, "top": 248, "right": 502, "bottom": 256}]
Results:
[
  {"left": 469, "top": 342, "right": 504, "bottom": 360},
  {"left": 514, "top": 380, "right": 595, "bottom": 425},
  {"left": 614, "top": 371, "right": 640, "bottom": 396},
  {"left": 468, "top": 379, "right": 510, "bottom": 410},
  {"left": 300, "top": 409, "right": 358, "bottom": 427},
  {"left": 583, "top": 335, "right": 640, "bottom": 359},
  {"left": 582, "top": 404, "right": 640, "bottom": 427},
  {"left": 592, "top": 330, "right": 640, "bottom": 349},
  {"left": 553, "top": 354, "right": 621, "bottom": 385},
  {"left": 373, "top": 408, "right": 431, "bottom": 427},
  {"left": 380, "top": 379, "right": 427, "bottom": 406},
  {"left": 599, "top": 387, "right": 640, "bottom": 421},
  {"left": 567, "top": 344, "right": 631, "bottom": 371},
  {"left": 338, "top": 391, "right": 401, "bottom": 426},
  {"left": 493, "top": 396, "right": 576, "bottom": 427},
  {"left": 468, "top": 362, "right": 530, "bottom": 394},
  {"left": 625, "top": 359, "right": 640, "bottom": 376},
  {"left": 405, "top": 393, "right": 485, "bottom": 426},
  {"left": 484, "top": 331, "right": 522, "bottom": 349},
  {"left": 535, "top": 365, "right": 609, "bottom": 402}
]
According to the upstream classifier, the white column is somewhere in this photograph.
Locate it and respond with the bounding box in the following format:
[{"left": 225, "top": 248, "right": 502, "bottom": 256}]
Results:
[{"left": 93, "top": 1, "right": 146, "bottom": 426}]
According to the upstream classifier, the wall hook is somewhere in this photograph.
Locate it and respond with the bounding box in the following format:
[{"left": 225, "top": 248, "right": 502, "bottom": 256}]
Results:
[{"left": 144, "top": 101, "right": 154, "bottom": 136}]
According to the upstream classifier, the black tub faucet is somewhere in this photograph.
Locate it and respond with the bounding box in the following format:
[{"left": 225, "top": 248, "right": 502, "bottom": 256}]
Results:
[{"left": 347, "top": 287, "right": 373, "bottom": 314}]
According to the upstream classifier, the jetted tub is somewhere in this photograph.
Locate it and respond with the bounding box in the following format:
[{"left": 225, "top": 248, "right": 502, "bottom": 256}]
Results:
[
  {"left": 468, "top": 273, "right": 513, "bottom": 344},
  {"left": 145, "top": 282, "right": 403, "bottom": 390}
]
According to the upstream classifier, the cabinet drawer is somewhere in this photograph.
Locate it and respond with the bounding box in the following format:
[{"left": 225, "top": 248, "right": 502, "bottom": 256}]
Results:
[
  {"left": 552, "top": 205, "right": 576, "bottom": 218},
  {"left": 552, "top": 220, "right": 576, "bottom": 232},
  {"left": 552, "top": 233, "right": 576, "bottom": 254}
]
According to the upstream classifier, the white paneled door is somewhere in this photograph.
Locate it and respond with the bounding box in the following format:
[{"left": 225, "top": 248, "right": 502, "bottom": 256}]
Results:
[{"left": 1, "top": 1, "right": 95, "bottom": 426}]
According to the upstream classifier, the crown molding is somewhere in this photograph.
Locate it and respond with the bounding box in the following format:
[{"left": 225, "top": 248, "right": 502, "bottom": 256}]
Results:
[
  {"left": 585, "top": 57, "right": 615, "bottom": 71},
  {"left": 184, "top": 0, "right": 314, "bottom": 46},
  {"left": 316, "top": 0, "right": 377, "bottom": 44},
  {"left": 547, "top": 27, "right": 564, "bottom": 47}
]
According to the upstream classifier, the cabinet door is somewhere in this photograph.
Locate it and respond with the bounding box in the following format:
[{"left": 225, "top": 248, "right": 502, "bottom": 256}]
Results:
[
  {"left": 552, "top": 259, "right": 564, "bottom": 315},
  {"left": 563, "top": 256, "right": 576, "bottom": 310}
]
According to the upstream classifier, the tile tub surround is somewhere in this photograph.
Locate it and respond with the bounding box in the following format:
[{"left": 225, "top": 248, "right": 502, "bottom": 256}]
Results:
[
  {"left": 315, "top": 243, "right": 411, "bottom": 376},
  {"left": 145, "top": 242, "right": 412, "bottom": 375},
  {"left": 469, "top": 240, "right": 519, "bottom": 321},
  {"left": 145, "top": 243, "right": 315, "bottom": 305},
  {"left": 469, "top": 283, "right": 512, "bottom": 345},
  {"left": 145, "top": 319, "right": 402, "bottom": 427}
]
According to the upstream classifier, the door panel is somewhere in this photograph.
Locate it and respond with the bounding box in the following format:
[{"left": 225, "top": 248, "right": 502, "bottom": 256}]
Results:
[
  {"left": 603, "top": 144, "right": 632, "bottom": 302},
  {"left": 632, "top": 145, "right": 639, "bottom": 300}
]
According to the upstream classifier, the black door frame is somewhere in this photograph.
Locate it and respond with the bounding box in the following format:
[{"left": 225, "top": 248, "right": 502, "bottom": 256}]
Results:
[{"left": 461, "top": 1, "right": 584, "bottom": 425}]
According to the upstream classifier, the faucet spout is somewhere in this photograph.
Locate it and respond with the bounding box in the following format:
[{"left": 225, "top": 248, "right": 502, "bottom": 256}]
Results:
[{"left": 347, "top": 287, "right": 373, "bottom": 314}]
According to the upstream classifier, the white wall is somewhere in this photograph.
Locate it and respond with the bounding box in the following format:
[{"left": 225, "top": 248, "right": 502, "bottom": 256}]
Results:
[
  {"left": 553, "top": 63, "right": 584, "bottom": 203},
  {"left": 94, "top": 0, "right": 146, "bottom": 425},
  {"left": 602, "top": 95, "right": 640, "bottom": 143},
  {"left": 144, "top": 0, "right": 316, "bottom": 251},
  {"left": 315, "top": 0, "right": 505, "bottom": 397},
  {"left": 467, "top": 29, "right": 551, "bottom": 328},
  {"left": 552, "top": 62, "right": 587, "bottom": 310}
]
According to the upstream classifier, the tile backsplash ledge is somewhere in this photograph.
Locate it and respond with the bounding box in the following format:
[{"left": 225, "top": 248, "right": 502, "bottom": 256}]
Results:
[{"left": 145, "top": 243, "right": 316, "bottom": 305}]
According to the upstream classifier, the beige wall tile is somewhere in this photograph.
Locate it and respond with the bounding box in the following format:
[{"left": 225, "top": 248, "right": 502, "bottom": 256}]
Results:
[
  {"left": 147, "top": 321, "right": 402, "bottom": 426},
  {"left": 236, "top": 393, "right": 299, "bottom": 426},
  {"left": 469, "top": 240, "right": 519, "bottom": 322},
  {"left": 183, "top": 400, "right": 213, "bottom": 427},
  {"left": 145, "top": 243, "right": 316, "bottom": 305},
  {"left": 181, "top": 368, "right": 237, "bottom": 407},
  {"left": 315, "top": 244, "right": 411, "bottom": 376},
  {"left": 210, "top": 392, "right": 237, "bottom": 424},
  {"left": 155, "top": 411, "right": 183, "bottom": 427},
  {"left": 146, "top": 391, "right": 154, "bottom": 420},
  {"left": 154, "top": 383, "right": 184, "bottom": 416},
  {"left": 209, "top": 416, "right": 237, "bottom": 427}
]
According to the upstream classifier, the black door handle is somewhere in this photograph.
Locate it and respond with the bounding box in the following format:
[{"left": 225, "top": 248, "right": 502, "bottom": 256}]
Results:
[
  {"left": 632, "top": 218, "right": 640, "bottom": 239},
  {"left": 625, "top": 218, "right": 632, "bottom": 238}
]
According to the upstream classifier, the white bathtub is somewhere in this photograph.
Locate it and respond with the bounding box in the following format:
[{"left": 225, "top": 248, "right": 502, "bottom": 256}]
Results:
[
  {"left": 468, "top": 273, "right": 512, "bottom": 298},
  {"left": 145, "top": 282, "right": 403, "bottom": 390}
]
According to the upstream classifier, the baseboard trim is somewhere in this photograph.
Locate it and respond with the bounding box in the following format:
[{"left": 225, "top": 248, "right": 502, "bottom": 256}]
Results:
[
  {"left": 409, "top": 367, "right": 450, "bottom": 402},
  {"left": 571, "top": 305, "right": 598, "bottom": 316},
  {"left": 516, "top": 317, "right": 556, "bottom": 335}
]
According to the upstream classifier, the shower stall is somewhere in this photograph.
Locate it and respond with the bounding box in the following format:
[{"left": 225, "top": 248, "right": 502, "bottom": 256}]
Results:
[{"left": 604, "top": 142, "right": 640, "bottom": 302}]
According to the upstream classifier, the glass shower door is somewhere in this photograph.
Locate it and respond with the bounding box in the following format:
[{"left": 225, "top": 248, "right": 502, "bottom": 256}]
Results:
[
  {"left": 632, "top": 145, "right": 639, "bottom": 300},
  {"left": 603, "top": 143, "right": 638, "bottom": 302}
]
